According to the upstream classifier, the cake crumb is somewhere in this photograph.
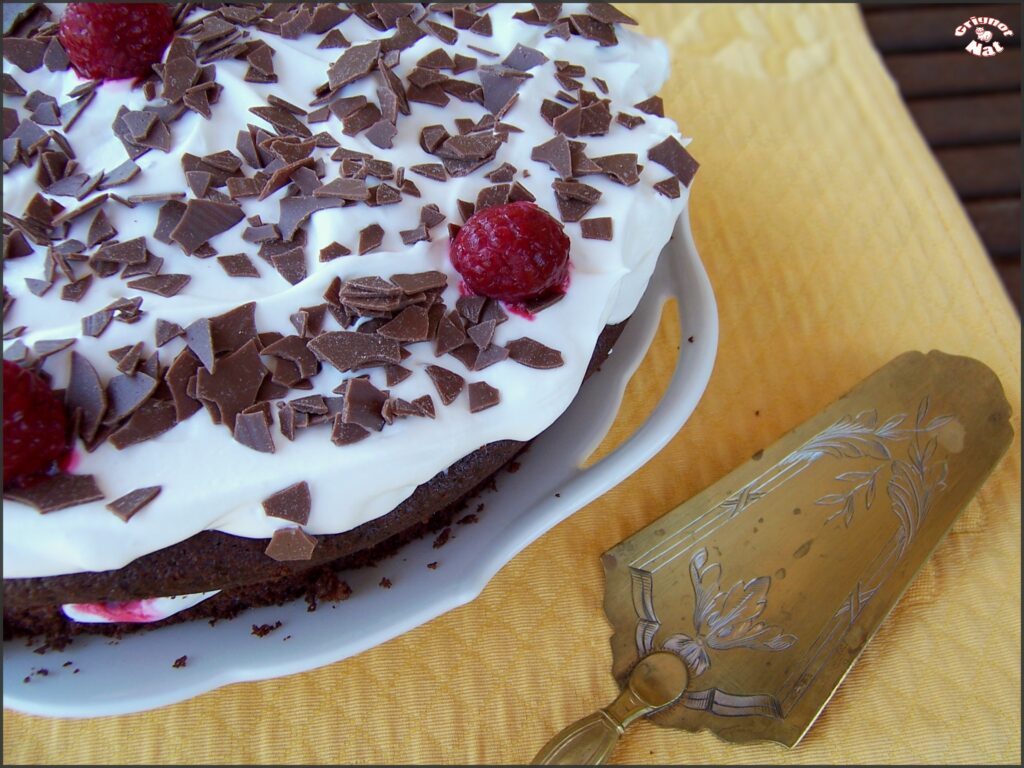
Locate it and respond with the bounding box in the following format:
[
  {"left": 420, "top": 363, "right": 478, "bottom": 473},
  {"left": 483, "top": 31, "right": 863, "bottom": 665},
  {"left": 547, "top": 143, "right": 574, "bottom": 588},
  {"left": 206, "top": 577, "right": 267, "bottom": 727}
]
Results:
[
  {"left": 282, "top": 635, "right": 292, "bottom": 642},
  {"left": 456, "top": 513, "right": 478, "bottom": 525},
  {"left": 687, "top": 336, "right": 694, "bottom": 343},
  {"left": 507, "top": 461, "right": 521, "bottom": 473},
  {"left": 476, "top": 503, "right": 484, "bottom": 512},
  {"left": 251, "top": 621, "right": 282, "bottom": 637},
  {"left": 432, "top": 527, "right": 451, "bottom": 548},
  {"left": 555, "top": 493, "right": 561, "bottom": 498},
  {"left": 427, "top": 561, "right": 438, "bottom": 570},
  {"left": 36, "top": 668, "right": 48, "bottom": 676},
  {"left": 172, "top": 655, "right": 188, "bottom": 669},
  {"left": 73, "top": 669, "right": 80, "bottom": 674},
  {"left": 22, "top": 677, "right": 30, "bottom": 684},
  {"left": 379, "top": 577, "right": 393, "bottom": 589},
  {"left": 62, "top": 661, "right": 73, "bottom": 667}
]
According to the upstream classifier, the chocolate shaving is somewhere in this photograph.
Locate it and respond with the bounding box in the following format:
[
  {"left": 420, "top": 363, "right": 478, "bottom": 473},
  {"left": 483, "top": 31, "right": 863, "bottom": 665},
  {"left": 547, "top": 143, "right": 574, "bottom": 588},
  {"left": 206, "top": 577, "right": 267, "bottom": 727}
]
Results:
[
  {"left": 126, "top": 274, "right": 191, "bottom": 297},
  {"left": 531, "top": 135, "right": 572, "bottom": 179},
  {"left": 507, "top": 337, "right": 565, "bottom": 368},
  {"left": 234, "top": 410, "right": 276, "bottom": 453},
  {"left": 478, "top": 64, "right": 530, "bottom": 115},
  {"left": 634, "top": 96, "right": 664, "bottom": 117},
  {"left": 106, "top": 486, "right": 161, "bottom": 522},
  {"left": 155, "top": 319, "right": 184, "bottom": 347},
  {"left": 308, "top": 331, "right": 401, "bottom": 372},
  {"left": 616, "top": 112, "right": 644, "bottom": 130},
  {"left": 647, "top": 136, "right": 699, "bottom": 187},
  {"left": 594, "top": 153, "right": 640, "bottom": 186},
  {"left": 319, "top": 242, "right": 351, "bottom": 261},
  {"left": 339, "top": 377, "right": 387, "bottom": 432},
  {"left": 67, "top": 351, "right": 107, "bottom": 442},
  {"left": 581, "top": 217, "right": 610, "bottom": 240},
  {"left": 196, "top": 339, "right": 267, "bottom": 429},
  {"left": 4, "top": 474, "right": 104, "bottom": 513},
  {"left": 103, "top": 372, "right": 158, "bottom": 424},
  {"left": 217, "top": 253, "right": 260, "bottom": 278},
  {"left": 270, "top": 246, "right": 307, "bottom": 285},
  {"left": 653, "top": 176, "right": 681, "bottom": 199},
  {"left": 318, "top": 29, "right": 349, "bottom": 49},
  {"left": 154, "top": 200, "right": 187, "bottom": 244},
  {"left": 358, "top": 223, "right": 384, "bottom": 255},
  {"left": 2, "top": 37, "right": 46, "bottom": 73},
  {"left": 60, "top": 275, "right": 92, "bottom": 303},
  {"left": 262, "top": 482, "right": 311, "bottom": 524},
  {"left": 170, "top": 199, "right": 244, "bottom": 254},
  {"left": 468, "top": 381, "right": 500, "bottom": 412},
  {"left": 265, "top": 527, "right": 317, "bottom": 561},
  {"left": 109, "top": 400, "right": 177, "bottom": 449},
  {"left": 327, "top": 40, "right": 381, "bottom": 90},
  {"left": 81, "top": 309, "right": 114, "bottom": 338},
  {"left": 385, "top": 364, "right": 412, "bottom": 386},
  {"left": 425, "top": 365, "right": 464, "bottom": 406},
  {"left": 570, "top": 14, "right": 618, "bottom": 46},
  {"left": 331, "top": 415, "right": 369, "bottom": 446}
]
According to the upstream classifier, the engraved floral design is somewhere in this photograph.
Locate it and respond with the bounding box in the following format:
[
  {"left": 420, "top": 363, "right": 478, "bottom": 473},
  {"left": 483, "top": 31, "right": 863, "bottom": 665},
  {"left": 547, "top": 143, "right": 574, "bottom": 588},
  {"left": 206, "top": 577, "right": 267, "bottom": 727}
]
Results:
[
  {"left": 662, "top": 548, "right": 796, "bottom": 677},
  {"left": 807, "top": 401, "right": 951, "bottom": 529}
]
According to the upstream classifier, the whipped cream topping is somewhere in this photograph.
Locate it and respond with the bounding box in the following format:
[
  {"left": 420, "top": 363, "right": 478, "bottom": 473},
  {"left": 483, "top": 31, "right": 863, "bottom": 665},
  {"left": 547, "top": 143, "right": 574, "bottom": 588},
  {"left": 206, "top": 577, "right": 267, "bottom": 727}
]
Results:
[
  {"left": 4, "top": 4, "right": 691, "bottom": 579},
  {"left": 61, "top": 590, "right": 221, "bottom": 623}
]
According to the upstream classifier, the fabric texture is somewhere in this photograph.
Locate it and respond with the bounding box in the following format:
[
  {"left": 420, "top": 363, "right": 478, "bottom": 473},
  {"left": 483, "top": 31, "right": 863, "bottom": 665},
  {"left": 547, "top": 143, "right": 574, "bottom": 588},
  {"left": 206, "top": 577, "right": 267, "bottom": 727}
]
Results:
[{"left": 4, "top": 4, "right": 1020, "bottom": 764}]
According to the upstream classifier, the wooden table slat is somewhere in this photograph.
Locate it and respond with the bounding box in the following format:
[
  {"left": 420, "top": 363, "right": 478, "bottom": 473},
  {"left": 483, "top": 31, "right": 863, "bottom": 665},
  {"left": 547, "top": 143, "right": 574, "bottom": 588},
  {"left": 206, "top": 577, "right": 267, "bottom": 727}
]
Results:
[
  {"left": 882, "top": 48, "right": 1020, "bottom": 98},
  {"left": 907, "top": 92, "right": 1020, "bottom": 147},
  {"left": 934, "top": 143, "right": 1020, "bottom": 201},
  {"left": 965, "top": 198, "right": 1022, "bottom": 259},
  {"left": 862, "top": 4, "right": 1021, "bottom": 54}
]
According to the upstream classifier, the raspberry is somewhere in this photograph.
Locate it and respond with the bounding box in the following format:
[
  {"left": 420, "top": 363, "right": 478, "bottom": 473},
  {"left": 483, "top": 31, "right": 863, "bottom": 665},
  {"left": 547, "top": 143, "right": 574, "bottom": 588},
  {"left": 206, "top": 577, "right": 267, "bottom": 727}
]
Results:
[
  {"left": 3, "top": 360, "right": 70, "bottom": 489},
  {"left": 58, "top": 3, "right": 175, "bottom": 81},
  {"left": 450, "top": 202, "right": 571, "bottom": 303}
]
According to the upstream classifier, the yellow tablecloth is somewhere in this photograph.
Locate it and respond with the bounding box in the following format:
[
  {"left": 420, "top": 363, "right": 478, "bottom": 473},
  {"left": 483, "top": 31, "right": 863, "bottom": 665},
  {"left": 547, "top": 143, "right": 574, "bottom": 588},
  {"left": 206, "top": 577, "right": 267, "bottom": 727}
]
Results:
[{"left": 5, "top": 4, "right": 1020, "bottom": 764}]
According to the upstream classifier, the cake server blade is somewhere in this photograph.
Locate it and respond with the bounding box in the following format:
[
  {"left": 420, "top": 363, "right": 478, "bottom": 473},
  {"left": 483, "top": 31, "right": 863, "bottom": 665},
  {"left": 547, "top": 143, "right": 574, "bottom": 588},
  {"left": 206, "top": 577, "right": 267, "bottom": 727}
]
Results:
[{"left": 533, "top": 350, "right": 1013, "bottom": 763}]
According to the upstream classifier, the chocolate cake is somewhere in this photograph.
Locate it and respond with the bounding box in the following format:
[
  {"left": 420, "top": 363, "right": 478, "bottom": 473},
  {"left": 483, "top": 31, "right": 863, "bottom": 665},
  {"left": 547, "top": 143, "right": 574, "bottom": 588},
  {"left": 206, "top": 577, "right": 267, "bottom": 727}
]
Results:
[{"left": 2, "top": 3, "right": 697, "bottom": 642}]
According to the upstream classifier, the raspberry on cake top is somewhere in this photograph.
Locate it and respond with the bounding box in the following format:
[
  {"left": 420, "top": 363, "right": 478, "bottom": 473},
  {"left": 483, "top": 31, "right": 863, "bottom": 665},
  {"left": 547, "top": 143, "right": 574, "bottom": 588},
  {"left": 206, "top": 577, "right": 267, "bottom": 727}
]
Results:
[{"left": 2, "top": 3, "right": 696, "bottom": 581}]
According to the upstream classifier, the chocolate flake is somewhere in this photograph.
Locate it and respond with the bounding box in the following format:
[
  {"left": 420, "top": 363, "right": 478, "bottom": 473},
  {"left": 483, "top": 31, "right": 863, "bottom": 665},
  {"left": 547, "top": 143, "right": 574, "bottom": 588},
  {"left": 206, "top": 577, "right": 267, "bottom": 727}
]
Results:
[
  {"left": 634, "top": 96, "right": 664, "bottom": 117},
  {"left": 60, "top": 275, "right": 92, "bottom": 303},
  {"left": 265, "top": 526, "right": 317, "bottom": 561},
  {"left": 385, "top": 364, "right": 412, "bottom": 386},
  {"left": 319, "top": 242, "right": 351, "bottom": 261},
  {"left": 4, "top": 474, "right": 104, "bottom": 513},
  {"left": 616, "top": 112, "right": 644, "bottom": 130},
  {"left": 235, "top": 410, "right": 276, "bottom": 453},
  {"left": 271, "top": 246, "right": 307, "bottom": 285},
  {"left": 580, "top": 217, "right": 613, "bottom": 240},
  {"left": 647, "top": 136, "right": 699, "bottom": 187},
  {"left": 391, "top": 271, "right": 447, "bottom": 293},
  {"left": 425, "top": 365, "right": 464, "bottom": 406},
  {"left": 33, "top": 338, "right": 74, "bottom": 360},
  {"left": 340, "top": 377, "right": 387, "bottom": 432},
  {"left": 648, "top": 177, "right": 680, "bottom": 202},
  {"left": 67, "top": 351, "right": 107, "bottom": 442},
  {"left": 594, "top": 153, "right": 640, "bottom": 186},
  {"left": 126, "top": 274, "right": 191, "bottom": 297},
  {"left": 507, "top": 337, "right": 565, "bottom": 368},
  {"left": 531, "top": 135, "right": 572, "bottom": 179},
  {"left": 106, "top": 486, "right": 161, "bottom": 522},
  {"left": 262, "top": 482, "right": 311, "bottom": 524},
  {"left": 81, "top": 309, "right": 114, "bottom": 338},
  {"left": 468, "top": 381, "right": 500, "bottom": 412},
  {"left": 399, "top": 223, "right": 429, "bottom": 245},
  {"left": 104, "top": 372, "right": 158, "bottom": 424},
  {"left": 218, "top": 253, "right": 260, "bottom": 278},
  {"left": 3, "top": 37, "right": 46, "bottom": 73},
  {"left": 108, "top": 396, "right": 175, "bottom": 449},
  {"left": 308, "top": 331, "right": 401, "bottom": 372},
  {"left": 155, "top": 319, "right": 184, "bottom": 348},
  {"left": 358, "top": 223, "right": 384, "bottom": 255},
  {"left": 170, "top": 199, "right": 244, "bottom": 254}
]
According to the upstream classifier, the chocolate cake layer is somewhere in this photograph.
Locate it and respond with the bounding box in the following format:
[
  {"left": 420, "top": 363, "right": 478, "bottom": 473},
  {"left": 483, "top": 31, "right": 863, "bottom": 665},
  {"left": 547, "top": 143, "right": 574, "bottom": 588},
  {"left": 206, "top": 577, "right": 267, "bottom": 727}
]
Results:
[{"left": 3, "top": 320, "right": 626, "bottom": 624}]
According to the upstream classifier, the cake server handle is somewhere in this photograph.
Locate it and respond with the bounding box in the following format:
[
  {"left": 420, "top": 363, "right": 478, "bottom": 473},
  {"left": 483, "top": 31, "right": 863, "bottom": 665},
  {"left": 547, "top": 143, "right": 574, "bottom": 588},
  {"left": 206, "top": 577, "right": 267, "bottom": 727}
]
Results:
[{"left": 531, "top": 651, "right": 689, "bottom": 765}]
